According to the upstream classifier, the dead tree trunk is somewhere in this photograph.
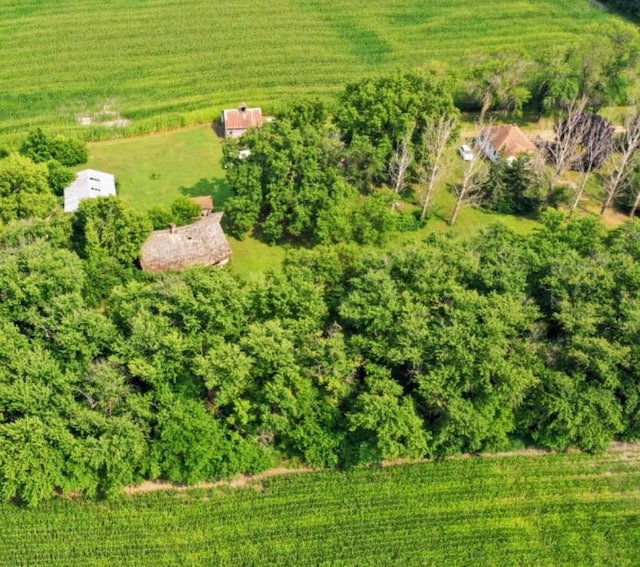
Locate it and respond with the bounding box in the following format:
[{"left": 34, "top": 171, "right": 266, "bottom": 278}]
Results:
[
  {"left": 450, "top": 158, "right": 487, "bottom": 226},
  {"left": 419, "top": 116, "right": 457, "bottom": 219},
  {"left": 601, "top": 110, "right": 640, "bottom": 216},
  {"left": 546, "top": 97, "right": 589, "bottom": 197},
  {"left": 389, "top": 126, "right": 414, "bottom": 194}
]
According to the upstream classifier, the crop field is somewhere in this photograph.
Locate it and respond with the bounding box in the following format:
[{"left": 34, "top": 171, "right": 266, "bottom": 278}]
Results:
[
  {"left": 0, "top": 0, "right": 624, "bottom": 142},
  {"left": 1, "top": 449, "right": 639, "bottom": 566}
]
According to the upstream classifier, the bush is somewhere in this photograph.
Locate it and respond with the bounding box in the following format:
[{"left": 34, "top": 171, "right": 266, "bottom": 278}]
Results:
[
  {"left": 147, "top": 196, "right": 202, "bottom": 230},
  {"left": 394, "top": 210, "right": 424, "bottom": 232},
  {"left": 19, "top": 129, "right": 88, "bottom": 166}
]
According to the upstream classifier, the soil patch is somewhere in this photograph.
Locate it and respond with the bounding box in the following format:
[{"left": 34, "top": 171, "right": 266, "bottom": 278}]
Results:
[
  {"left": 124, "top": 442, "right": 640, "bottom": 496},
  {"left": 124, "top": 466, "right": 315, "bottom": 495}
]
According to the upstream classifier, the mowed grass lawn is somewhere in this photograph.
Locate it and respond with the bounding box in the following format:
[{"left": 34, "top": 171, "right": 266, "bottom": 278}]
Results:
[
  {"left": 1, "top": 449, "right": 639, "bottom": 566},
  {"left": 0, "top": 0, "right": 628, "bottom": 140},
  {"left": 84, "top": 124, "right": 228, "bottom": 210}
]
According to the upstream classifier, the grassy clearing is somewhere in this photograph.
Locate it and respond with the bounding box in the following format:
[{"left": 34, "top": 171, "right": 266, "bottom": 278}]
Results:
[
  {"left": 83, "top": 124, "right": 229, "bottom": 210},
  {"left": 83, "top": 125, "right": 288, "bottom": 276},
  {"left": 1, "top": 449, "right": 639, "bottom": 566},
  {"left": 0, "top": 0, "right": 625, "bottom": 142}
]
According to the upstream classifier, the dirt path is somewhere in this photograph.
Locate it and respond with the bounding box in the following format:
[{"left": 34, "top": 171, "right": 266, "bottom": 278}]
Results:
[
  {"left": 124, "top": 466, "right": 315, "bottom": 495},
  {"left": 124, "top": 442, "right": 640, "bottom": 495}
]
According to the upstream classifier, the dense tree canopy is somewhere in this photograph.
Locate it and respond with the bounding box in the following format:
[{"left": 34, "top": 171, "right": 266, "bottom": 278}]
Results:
[
  {"left": 0, "top": 208, "right": 639, "bottom": 505},
  {"left": 335, "top": 71, "right": 459, "bottom": 185}
]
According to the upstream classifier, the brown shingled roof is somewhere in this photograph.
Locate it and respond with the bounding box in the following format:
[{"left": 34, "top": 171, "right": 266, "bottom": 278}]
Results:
[
  {"left": 481, "top": 125, "right": 536, "bottom": 157},
  {"left": 140, "top": 212, "right": 232, "bottom": 272}
]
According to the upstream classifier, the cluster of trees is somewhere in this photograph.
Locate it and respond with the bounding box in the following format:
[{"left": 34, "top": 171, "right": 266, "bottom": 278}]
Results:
[
  {"left": 225, "top": 70, "right": 640, "bottom": 239},
  {"left": 1, "top": 205, "right": 640, "bottom": 505},
  {"left": 19, "top": 128, "right": 88, "bottom": 168},
  {"left": 223, "top": 72, "right": 461, "bottom": 243},
  {"left": 464, "top": 22, "right": 638, "bottom": 115}
]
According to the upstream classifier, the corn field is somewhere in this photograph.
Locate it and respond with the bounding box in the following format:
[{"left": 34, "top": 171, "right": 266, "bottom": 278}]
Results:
[
  {"left": 1, "top": 451, "right": 639, "bottom": 566},
  {"left": 0, "top": 0, "right": 620, "bottom": 141}
]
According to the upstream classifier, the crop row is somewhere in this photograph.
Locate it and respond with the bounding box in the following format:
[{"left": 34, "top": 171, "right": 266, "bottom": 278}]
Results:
[
  {"left": 0, "top": 0, "right": 621, "bottom": 140},
  {"left": 0, "top": 452, "right": 638, "bottom": 566}
]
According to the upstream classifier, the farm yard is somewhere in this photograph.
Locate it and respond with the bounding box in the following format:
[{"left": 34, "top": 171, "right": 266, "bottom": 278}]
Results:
[
  {"left": 2, "top": 0, "right": 640, "bottom": 564},
  {"left": 0, "top": 0, "right": 624, "bottom": 141},
  {"left": 1, "top": 449, "right": 639, "bottom": 566}
]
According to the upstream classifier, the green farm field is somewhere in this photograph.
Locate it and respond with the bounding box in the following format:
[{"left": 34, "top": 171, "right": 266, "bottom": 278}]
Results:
[
  {"left": 0, "top": 0, "right": 626, "bottom": 142},
  {"left": 1, "top": 449, "right": 639, "bottom": 566}
]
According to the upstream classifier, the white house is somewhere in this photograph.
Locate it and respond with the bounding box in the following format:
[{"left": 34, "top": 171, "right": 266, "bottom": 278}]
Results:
[
  {"left": 221, "top": 103, "right": 272, "bottom": 138},
  {"left": 477, "top": 124, "right": 537, "bottom": 163},
  {"left": 63, "top": 169, "right": 116, "bottom": 212}
]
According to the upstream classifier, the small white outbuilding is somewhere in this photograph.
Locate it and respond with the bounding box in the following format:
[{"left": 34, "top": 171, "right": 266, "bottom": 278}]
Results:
[{"left": 63, "top": 169, "right": 116, "bottom": 213}]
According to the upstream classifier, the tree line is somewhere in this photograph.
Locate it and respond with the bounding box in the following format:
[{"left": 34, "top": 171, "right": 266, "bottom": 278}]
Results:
[{"left": 1, "top": 208, "right": 640, "bottom": 505}]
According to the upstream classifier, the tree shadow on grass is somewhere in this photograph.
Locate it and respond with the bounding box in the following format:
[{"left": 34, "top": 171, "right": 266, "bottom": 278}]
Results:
[{"left": 178, "top": 177, "right": 232, "bottom": 208}]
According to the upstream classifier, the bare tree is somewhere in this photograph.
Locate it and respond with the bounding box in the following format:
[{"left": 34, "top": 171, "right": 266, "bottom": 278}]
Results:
[
  {"left": 450, "top": 157, "right": 488, "bottom": 226},
  {"left": 388, "top": 125, "right": 414, "bottom": 194},
  {"left": 601, "top": 109, "right": 640, "bottom": 216},
  {"left": 418, "top": 115, "right": 457, "bottom": 219},
  {"left": 547, "top": 97, "right": 588, "bottom": 184},
  {"left": 568, "top": 112, "right": 615, "bottom": 217},
  {"left": 630, "top": 177, "right": 640, "bottom": 218}
]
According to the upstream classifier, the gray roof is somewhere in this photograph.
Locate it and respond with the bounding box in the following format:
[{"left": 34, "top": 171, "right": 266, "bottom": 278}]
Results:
[
  {"left": 64, "top": 169, "right": 116, "bottom": 212},
  {"left": 139, "top": 212, "right": 232, "bottom": 272}
]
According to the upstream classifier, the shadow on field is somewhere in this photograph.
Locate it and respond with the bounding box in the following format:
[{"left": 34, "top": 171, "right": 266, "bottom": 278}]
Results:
[
  {"left": 179, "top": 177, "right": 232, "bottom": 208},
  {"left": 211, "top": 120, "right": 225, "bottom": 139}
]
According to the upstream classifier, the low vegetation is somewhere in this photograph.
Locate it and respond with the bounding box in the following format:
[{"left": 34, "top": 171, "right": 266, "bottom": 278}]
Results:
[
  {"left": 0, "top": 1, "right": 632, "bottom": 141},
  {"left": 1, "top": 450, "right": 639, "bottom": 566}
]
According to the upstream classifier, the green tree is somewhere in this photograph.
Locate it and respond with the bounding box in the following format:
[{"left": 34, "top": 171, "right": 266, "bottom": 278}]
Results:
[
  {"left": 483, "top": 155, "right": 545, "bottom": 215},
  {"left": 223, "top": 119, "right": 343, "bottom": 242},
  {"left": 45, "top": 159, "right": 75, "bottom": 197},
  {"left": 347, "top": 363, "right": 429, "bottom": 463},
  {"left": 0, "top": 154, "right": 58, "bottom": 222},
  {"left": 72, "top": 196, "right": 152, "bottom": 265}
]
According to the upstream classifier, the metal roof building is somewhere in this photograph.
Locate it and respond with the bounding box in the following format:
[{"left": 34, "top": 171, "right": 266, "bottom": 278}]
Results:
[{"left": 63, "top": 169, "right": 116, "bottom": 212}]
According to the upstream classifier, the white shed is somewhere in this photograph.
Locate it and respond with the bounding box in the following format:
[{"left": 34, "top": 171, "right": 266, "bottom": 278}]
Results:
[{"left": 64, "top": 169, "right": 116, "bottom": 213}]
